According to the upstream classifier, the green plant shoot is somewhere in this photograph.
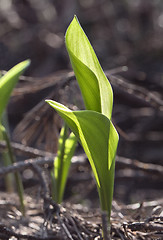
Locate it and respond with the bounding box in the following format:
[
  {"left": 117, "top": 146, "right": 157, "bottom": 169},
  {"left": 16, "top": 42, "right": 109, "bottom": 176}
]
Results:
[
  {"left": 65, "top": 16, "right": 113, "bottom": 120},
  {"left": 0, "top": 60, "right": 30, "bottom": 215},
  {"left": 0, "top": 60, "right": 30, "bottom": 120},
  {"left": 52, "top": 123, "right": 77, "bottom": 203},
  {"left": 46, "top": 16, "right": 119, "bottom": 233}
]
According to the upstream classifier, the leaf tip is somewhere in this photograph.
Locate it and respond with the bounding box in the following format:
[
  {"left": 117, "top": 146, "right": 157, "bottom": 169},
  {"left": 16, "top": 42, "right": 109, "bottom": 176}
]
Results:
[
  {"left": 21, "top": 59, "right": 31, "bottom": 70},
  {"left": 45, "top": 99, "right": 52, "bottom": 105},
  {"left": 25, "top": 59, "right": 31, "bottom": 67},
  {"left": 73, "top": 15, "right": 78, "bottom": 22},
  {"left": 65, "top": 15, "right": 80, "bottom": 38}
]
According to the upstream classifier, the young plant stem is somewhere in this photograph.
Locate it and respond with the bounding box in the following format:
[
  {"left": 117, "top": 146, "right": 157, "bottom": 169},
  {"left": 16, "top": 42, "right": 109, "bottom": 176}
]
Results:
[
  {"left": 1, "top": 125, "right": 25, "bottom": 216},
  {"left": 2, "top": 150, "right": 14, "bottom": 192},
  {"left": 51, "top": 170, "right": 55, "bottom": 201},
  {"left": 54, "top": 123, "right": 68, "bottom": 203},
  {"left": 0, "top": 118, "right": 14, "bottom": 192},
  {"left": 101, "top": 211, "right": 111, "bottom": 240}
]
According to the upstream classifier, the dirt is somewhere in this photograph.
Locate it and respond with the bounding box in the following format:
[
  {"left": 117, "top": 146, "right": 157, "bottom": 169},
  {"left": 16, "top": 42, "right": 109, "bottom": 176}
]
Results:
[{"left": 0, "top": 160, "right": 162, "bottom": 239}]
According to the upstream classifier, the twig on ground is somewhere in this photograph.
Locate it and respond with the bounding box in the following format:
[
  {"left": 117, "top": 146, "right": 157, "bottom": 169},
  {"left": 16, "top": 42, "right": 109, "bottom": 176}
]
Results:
[
  {"left": 108, "top": 74, "right": 163, "bottom": 109},
  {"left": 0, "top": 157, "right": 54, "bottom": 178},
  {"left": 7, "top": 69, "right": 163, "bottom": 108},
  {"left": 116, "top": 156, "right": 163, "bottom": 177},
  {"left": 0, "top": 223, "right": 60, "bottom": 240},
  {"left": 123, "top": 223, "right": 132, "bottom": 240},
  {"left": 112, "top": 225, "right": 126, "bottom": 240},
  {"left": 127, "top": 221, "right": 163, "bottom": 232},
  {"left": 67, "top": 216, "right": 85, "bottom": 240},
  {"left": 0, "top": 153, "right": 86, "bottom": 179},
  {"left": 57, "top": 212, "right": 74, "bottom": 240},
  {"left": 123, "top": 199, "right": 163, "bottom": 210},
  {"left": 0, "top": 153, "right": 162, "bottom": 181},
  {"left": 0, "top": 140, "right": 54, "bottom": 158}
]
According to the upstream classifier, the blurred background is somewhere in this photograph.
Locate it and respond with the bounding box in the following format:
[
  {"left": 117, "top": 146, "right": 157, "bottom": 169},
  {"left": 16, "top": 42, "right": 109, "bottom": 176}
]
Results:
[
  {"left": 0, "top": 0, "right": 163, "bottom": 204},
  {"left": 1, "top": 0, "right": 163, "bottom": 75}
]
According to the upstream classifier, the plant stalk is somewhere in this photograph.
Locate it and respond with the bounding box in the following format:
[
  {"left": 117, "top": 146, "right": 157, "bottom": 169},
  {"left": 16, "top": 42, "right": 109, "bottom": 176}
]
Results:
[
  {"left": 0, "top": 125, "right": 25, "bottom": 216},
  {"left": 101, "top": 211, "right": 111, "bottom": 240},
  {"left": 54, "top": 123, "right": 68, "bottom": 203}
]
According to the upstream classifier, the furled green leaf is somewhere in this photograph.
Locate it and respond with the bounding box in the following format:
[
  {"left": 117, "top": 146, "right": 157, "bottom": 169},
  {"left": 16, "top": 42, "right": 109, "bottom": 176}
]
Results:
[
  {"left": 0, "top": 60, "right": 30, "bottom": 121},
  {"left": 46, "top": 100, "right": 119, "bottom": 217},
  {"left": 65, "top": 16, "right": 113, "bottom": 119},
  {"left": 53, "top": 124, "right": 77, "bottom": 203}
]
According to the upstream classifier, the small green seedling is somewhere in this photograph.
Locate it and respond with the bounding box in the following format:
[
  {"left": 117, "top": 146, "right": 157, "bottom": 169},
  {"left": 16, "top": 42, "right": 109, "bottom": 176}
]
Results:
[
  {"left": 52, "top": 123, "right": 77, "bottom": 203},
  {"left": 0, "top": 60, "right": 30, "bottom": 215},
  {"left": 46, "top": 16, "right": 119, "bottom": 236}
]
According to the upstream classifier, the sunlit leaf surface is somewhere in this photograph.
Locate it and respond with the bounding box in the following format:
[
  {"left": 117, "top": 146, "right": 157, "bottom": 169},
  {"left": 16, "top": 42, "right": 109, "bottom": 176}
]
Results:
[
  {"left": 65, "top": 16, "right": 113, "bottom": 119},
  {"left": 46, "top": 100, "right": 118, "bottom": 217},
  {"left": 0, "top": 60, "right": 30, "bottom": 120}
]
